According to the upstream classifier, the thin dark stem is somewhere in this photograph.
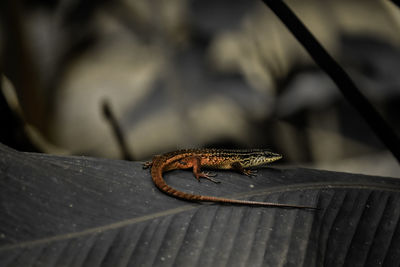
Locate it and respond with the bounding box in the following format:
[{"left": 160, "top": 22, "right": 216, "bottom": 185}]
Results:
[
  {"left": 102, "top": 99, "right": 134, "bottom": 161},
  {"left": 261, "top": 0, "right": 400, "bottom": 162}
]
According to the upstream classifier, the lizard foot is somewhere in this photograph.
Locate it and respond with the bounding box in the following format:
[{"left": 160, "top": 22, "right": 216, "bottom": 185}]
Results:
[
  {"left": 195, "top": 172, "right": 220, "bottom": 184},
  {"left": 243, "top": 169, "right": 257, "bottom": 177},
  {"left": 142, "top": 161, "right": 153, "bottom": 169}
]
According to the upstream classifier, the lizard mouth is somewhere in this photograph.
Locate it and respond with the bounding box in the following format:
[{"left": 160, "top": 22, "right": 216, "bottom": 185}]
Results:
[
  {"left": 267, "top": 152, "right": 283, "bottom": 161},
  {"left": 270, "top": 157, "right": 282, "bottom": 163},
  {"left": 266, "top": 154, "right": 283, "bottom": 164}
]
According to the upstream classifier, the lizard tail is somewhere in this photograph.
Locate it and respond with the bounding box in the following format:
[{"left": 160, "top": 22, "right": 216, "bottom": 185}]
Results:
[
  {"left": 196, "top": 195, "right": 318, "bottom": 210},
  {"left": 152, "top": 164, "right": 317, "bottom": 210}
]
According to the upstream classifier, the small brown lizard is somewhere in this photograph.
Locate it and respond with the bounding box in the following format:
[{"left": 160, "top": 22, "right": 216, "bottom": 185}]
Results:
[{"left": 144, "top": 149, "right": 317, "bottom": 209}]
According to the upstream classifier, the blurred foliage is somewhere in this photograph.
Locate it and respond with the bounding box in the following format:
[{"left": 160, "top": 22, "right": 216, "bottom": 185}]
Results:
[{"left": 0, "top": 0, "right": 399, "bottom": 176}]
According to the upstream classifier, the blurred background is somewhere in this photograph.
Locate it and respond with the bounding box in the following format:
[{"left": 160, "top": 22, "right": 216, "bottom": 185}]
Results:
[{"left": 1, "top": 0, "right": 399, "bottom": 177}]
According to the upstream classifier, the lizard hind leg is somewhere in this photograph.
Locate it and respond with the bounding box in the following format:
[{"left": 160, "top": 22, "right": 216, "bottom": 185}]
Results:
[{"left": 179, "top": 156, "right": 220, "bottom": 184}]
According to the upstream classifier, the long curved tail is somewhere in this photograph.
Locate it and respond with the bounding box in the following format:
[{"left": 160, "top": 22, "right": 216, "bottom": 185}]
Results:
[{"left": 151, "top": 158, "right": 317, "bottom": 210}]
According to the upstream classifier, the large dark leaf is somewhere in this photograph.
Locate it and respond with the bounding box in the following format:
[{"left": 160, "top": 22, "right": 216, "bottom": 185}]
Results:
[{"left": 0, "top": 143, "right": 399, "bottom": 266}]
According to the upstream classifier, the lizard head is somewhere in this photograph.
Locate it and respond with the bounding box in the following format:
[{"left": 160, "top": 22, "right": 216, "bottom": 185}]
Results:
[{"left": 239, "top": 149, "right": 282, "bottom": 168}]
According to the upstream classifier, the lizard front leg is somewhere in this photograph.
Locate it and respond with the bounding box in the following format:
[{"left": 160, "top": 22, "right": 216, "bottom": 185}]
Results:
[{"left": 231, "top": 162, "right": 257, "bottom": 177}]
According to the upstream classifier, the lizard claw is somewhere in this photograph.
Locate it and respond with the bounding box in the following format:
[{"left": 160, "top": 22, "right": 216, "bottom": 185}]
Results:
[
  {"left": 195, "top": 172, "right": 220, "bottom": 183},
  {"left": 204, "top": 172, "right": 217, "bottom": 177},
  {"left": 244, "top": 169, "right": 257, "bottom": 177},
  {"left": 142, "top": 161, "right": 153, "bottom": 169}
]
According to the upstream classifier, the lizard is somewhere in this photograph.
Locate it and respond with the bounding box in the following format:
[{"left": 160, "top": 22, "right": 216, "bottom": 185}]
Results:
[{"left": 143, "top": 148, "right": 317, "bottom": 209}]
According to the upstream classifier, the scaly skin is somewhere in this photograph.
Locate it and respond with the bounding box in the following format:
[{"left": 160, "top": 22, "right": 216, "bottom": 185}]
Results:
[{"left": 144, "top": 149, "right": 317, "bottom": 209}]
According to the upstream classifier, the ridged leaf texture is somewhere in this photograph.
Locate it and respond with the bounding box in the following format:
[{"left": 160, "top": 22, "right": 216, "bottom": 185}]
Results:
[{"left": 1, "top": 144, "right": 399, "bottom": 266}]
